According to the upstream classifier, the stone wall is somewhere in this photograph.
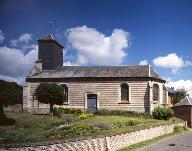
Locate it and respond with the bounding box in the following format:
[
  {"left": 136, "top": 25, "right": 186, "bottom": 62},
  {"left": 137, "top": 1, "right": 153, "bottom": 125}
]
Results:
[
  {"left": 2, "top": 122, "right": 185, "bottom": 151},
  {"left": 4, "top": 104, "right": 22, "bottom": 112}
]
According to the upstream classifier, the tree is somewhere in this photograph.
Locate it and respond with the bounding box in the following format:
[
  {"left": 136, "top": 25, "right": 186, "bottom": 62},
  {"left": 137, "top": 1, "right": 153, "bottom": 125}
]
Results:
[
  {"left": 35, "top": 83, "right": 65, "bottom": 115},
  {"left": 0, "top": 80, "right": 22, "bottom": 124},
  {"left": 173, "top": 89, "right": 188, "bottom": 104}
]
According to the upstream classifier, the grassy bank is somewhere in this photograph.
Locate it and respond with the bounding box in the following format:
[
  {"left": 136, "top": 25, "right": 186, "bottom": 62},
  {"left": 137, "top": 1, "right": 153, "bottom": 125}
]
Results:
[{"left": 0, "top": 112, "right": 180, "bottom": 145}]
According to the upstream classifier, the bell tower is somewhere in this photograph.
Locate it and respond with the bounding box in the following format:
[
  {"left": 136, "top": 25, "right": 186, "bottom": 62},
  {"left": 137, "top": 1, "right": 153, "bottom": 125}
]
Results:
[{"left": 37, "top": 35, "right": 63, "bottom": 70}]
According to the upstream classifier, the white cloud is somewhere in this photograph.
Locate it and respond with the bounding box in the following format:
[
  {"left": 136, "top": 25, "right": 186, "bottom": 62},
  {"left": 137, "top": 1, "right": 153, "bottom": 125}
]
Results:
[
  {"left": 166, "top": 80, "right": 192, "bottom": 97},
  {"left": 0, "top": 30, "right": 5, "bottom": 42},
  {"left": 19, "top": 33, "right": 32, "bottom": 43},
  {"left": 63, "top": 61, "right": 78, "bottom": 66},
  {"left": 10, "top": 33, "right": 32, "bottom": 47},
  {"left": 185, "top": 60, "right": 192, "bottom": 67},
  {"left": 10, "top": 39, "right": 18, "bottom": 46},
  {"left": 153, "top": 53, "right": 184, "bottom": 73},
  {"left": 66, "top": 25, "right": 129, "bottom": 65},
  {"left": 139, "top": 60, "right": 148, "bottom": 65},
  {"left": 0, "top": 45, "right": 38, "bottom": 84}
]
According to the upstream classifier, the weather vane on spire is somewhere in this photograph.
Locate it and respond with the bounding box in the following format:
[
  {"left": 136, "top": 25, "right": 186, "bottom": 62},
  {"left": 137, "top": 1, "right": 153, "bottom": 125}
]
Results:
[{"left": 48, "top": 21, "right": 53, "bottom": 35}]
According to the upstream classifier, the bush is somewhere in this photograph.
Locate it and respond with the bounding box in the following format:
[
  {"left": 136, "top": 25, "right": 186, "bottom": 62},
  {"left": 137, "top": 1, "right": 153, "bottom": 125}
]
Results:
[
  {"left": 45, "top": 123, "right": 100, "bottom": 138},
  {"left": 125, "top": 120, "right": 140, "bottom": 126},
  {"left": 91, "top": 122, "right": 110, "bottom": 130},
  {"left": 53, "top": 107, "right": 82, "bottom": 115},
  {"left": 0, "top": 116, "right": 16, "bottom": 125},
  {"left": 152, "top": 107, "right": 174, "bottom": 120},
  {"left": 64, "top": 117, "right": 74, "bottom": 124},
  {"left": 79, "top": 113, "right": 93, "bottom": 119},
  {"left": 111, "top": 121, "right": 123, "bottom": 128},
  {"left": 174, "top": 126, "right": 189, "bottom": 133},
  {"left": 95, "top": 109, "right": 151, "bottom": 118}
]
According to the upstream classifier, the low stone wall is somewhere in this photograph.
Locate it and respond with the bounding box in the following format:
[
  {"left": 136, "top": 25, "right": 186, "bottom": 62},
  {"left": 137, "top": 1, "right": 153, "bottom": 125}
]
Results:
[
  {"left": 1, "top": 122, "right": 185, "bottom": 151},
  {"left": 4, "top": 104, "right": 22, "bottom": 112}
]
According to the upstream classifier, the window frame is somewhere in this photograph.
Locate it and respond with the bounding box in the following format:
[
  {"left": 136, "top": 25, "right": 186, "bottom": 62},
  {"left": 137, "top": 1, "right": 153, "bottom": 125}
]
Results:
[
  {"left": 120, "top": 83, "right": 129, "bottom": 102},
  {"left": 153, "top": 83, "right": 159, "bottom": 102},
  {"left": 59, "top": 84, "right": 69, "bottom": 105}
]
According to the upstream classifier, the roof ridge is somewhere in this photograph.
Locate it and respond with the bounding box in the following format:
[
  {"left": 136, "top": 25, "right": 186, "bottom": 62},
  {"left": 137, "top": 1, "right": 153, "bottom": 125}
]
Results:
[
  {"left": 61, "top": 65, "right": 149, "bottom": 67},
  {"left": 38, "top": 34, "right": 54, "bottom": 40}
]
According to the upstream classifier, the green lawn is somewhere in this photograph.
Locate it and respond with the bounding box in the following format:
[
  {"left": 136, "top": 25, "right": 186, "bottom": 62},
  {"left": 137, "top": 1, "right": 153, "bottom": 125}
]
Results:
[{"left": 0, "top": 112, "right": 180, "bottom": 145}]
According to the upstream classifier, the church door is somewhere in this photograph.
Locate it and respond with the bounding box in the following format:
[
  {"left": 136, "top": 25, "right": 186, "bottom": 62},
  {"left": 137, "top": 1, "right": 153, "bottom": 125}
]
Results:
[{"left": 87, "top": 94, "right": 97, "bottom": 113}]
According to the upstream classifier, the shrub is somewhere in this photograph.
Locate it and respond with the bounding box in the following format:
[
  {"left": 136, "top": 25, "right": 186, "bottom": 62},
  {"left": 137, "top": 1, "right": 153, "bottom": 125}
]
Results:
[
  {"left": 125, "top": 120, "right": 140, "bottom": 126},
  {"left": 64, "top": 117, "right": 74, "bottom": 124},
  {"left": 0, "top": 116, "right": 16, "bottom": 125},
  {"left": 79, "top": 113, "right": 93, "bottom": 119},
  {"left": 152, "top": 107, "right": 174, "bottom": 120},
  {"left": 95, "top": 109, "right": 151, "bottom": 118},
  {"left": 45, "top": 123, "right": 100, "bottom": 138},
  {"left": 111, "top": 121, "right": 123, "bottom": 128},
  {"left": 53, "top": 107, "right": 82, "bottom": 115},
  {"left": 91, "top": 122, "right": 110, "bottom": 130},
  {"left": 174, "top": 126, "right": 189, "bottom": 133},
  {"left": 35, "top": 83, "right": 65, "bottom": 115},
  {"left": 43, "top": 120, "right": 65, "bottom": 130}
]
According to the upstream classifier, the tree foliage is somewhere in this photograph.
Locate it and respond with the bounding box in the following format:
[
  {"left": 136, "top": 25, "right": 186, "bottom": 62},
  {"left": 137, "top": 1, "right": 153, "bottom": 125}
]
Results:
[
  {"left": 0, "top": 80, "right": 22, "bottom": 107},
  {"left": 152, "top": 107, "right": 174, "bottom": 120},
  {"left": 173, "top": 89, "right": 188, "bottom": 104},
  {"left": 0, "top": 80, "right": 22, "bottom": 125},
  {"left": 35, "top": 83, "right": 65, "bottom": 115}
]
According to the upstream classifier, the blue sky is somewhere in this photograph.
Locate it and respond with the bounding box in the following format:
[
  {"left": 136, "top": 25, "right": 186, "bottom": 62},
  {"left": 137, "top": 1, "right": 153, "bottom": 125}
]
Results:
[{"left": 0, "top": 0, "right": 192, "bottom": 94}]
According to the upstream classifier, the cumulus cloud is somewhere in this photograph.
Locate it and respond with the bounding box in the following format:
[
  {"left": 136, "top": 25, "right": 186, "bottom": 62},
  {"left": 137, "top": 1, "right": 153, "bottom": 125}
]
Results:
[
  {"left": 19, "top": 34, "right": 32, "bottom": 43},
  {"left": 166, "top": 80, "right": 192, "bottom": 97},
  {"left": 139, "top": 60, "right": 148, "bottom": 65},
  {"left": 63, "top": 61, "right": 78, "bottom": 66},
  {"left": 66, "top": 25, "right": 129, "bottom": 65},
  {"left": 185, "top": 60, "right": 192, "bottom": 67},
  {"left": 0, "top": 45, "right": 38, "bottom": 84},
  {"left": 10, "top": 33, "right": 32, "bottom": 46},
  {"left": 0, "top": 30, "right": 5, "bottom": 42},
  {"left": 153, "top": 53, "right": 184, "bottom": 73},
  {"left": 10, "top": 39, "right": 18, "bottom": 46}
]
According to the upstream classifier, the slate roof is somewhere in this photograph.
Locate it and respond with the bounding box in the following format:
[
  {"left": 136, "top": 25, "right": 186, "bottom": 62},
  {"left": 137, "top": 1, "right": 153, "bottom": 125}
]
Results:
[
  {"left": 28, "top": 65, "right": 164, "bottom": 81},
  {"left": 38, "top": 34, "right": 64, "bottom": 48},
  {"left": 174, "top": 96, "right": 192, "bottom": 106},
  {"left": 167, "top": 87, "right": 176, "bottom": 94}
]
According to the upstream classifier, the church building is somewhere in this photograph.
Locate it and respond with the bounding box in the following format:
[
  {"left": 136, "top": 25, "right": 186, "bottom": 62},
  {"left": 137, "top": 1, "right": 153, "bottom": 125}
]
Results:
[{"left": 23, "top": 35, "right": 168, "bottom": 114}]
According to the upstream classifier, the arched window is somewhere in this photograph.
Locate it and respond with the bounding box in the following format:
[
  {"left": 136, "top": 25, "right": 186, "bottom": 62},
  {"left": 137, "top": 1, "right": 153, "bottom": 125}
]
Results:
[
  {"left": 61, "top": 84, "right": 68, "bottom": 103},
  {"left": 121, "top": 83, "right": 129, "bottom": 101},
  {"left": 153, "top": 84, "right": 159, "bottom": 101}
]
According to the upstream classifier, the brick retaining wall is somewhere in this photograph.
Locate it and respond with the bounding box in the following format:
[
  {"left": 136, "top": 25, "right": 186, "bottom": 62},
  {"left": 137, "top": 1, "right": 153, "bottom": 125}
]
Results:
[{"left": 0, "top": 122, "right": 185, "bottom": 151}]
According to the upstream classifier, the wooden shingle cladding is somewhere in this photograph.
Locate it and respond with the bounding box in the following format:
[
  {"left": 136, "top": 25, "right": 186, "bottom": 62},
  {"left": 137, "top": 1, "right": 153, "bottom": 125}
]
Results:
[{"left": 25, "top": 79, "right": 152, "bottom": 113}]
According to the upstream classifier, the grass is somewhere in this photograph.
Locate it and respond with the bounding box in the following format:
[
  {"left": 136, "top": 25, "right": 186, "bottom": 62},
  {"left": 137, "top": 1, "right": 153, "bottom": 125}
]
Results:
[
  {"left": 118, "top": 126, "right": 190, "bottom": 151},
  {"left": 0, "top": 112, "right": 180, "bottom": 145},
  {"left": 118, "top": 132, "right": 176, "bottom": 151}
]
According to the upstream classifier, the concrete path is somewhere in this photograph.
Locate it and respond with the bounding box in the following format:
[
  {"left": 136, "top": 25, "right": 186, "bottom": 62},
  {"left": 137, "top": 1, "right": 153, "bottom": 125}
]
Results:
[{"left": 139, "top": 131, "right": 192, "bottom": 151}]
